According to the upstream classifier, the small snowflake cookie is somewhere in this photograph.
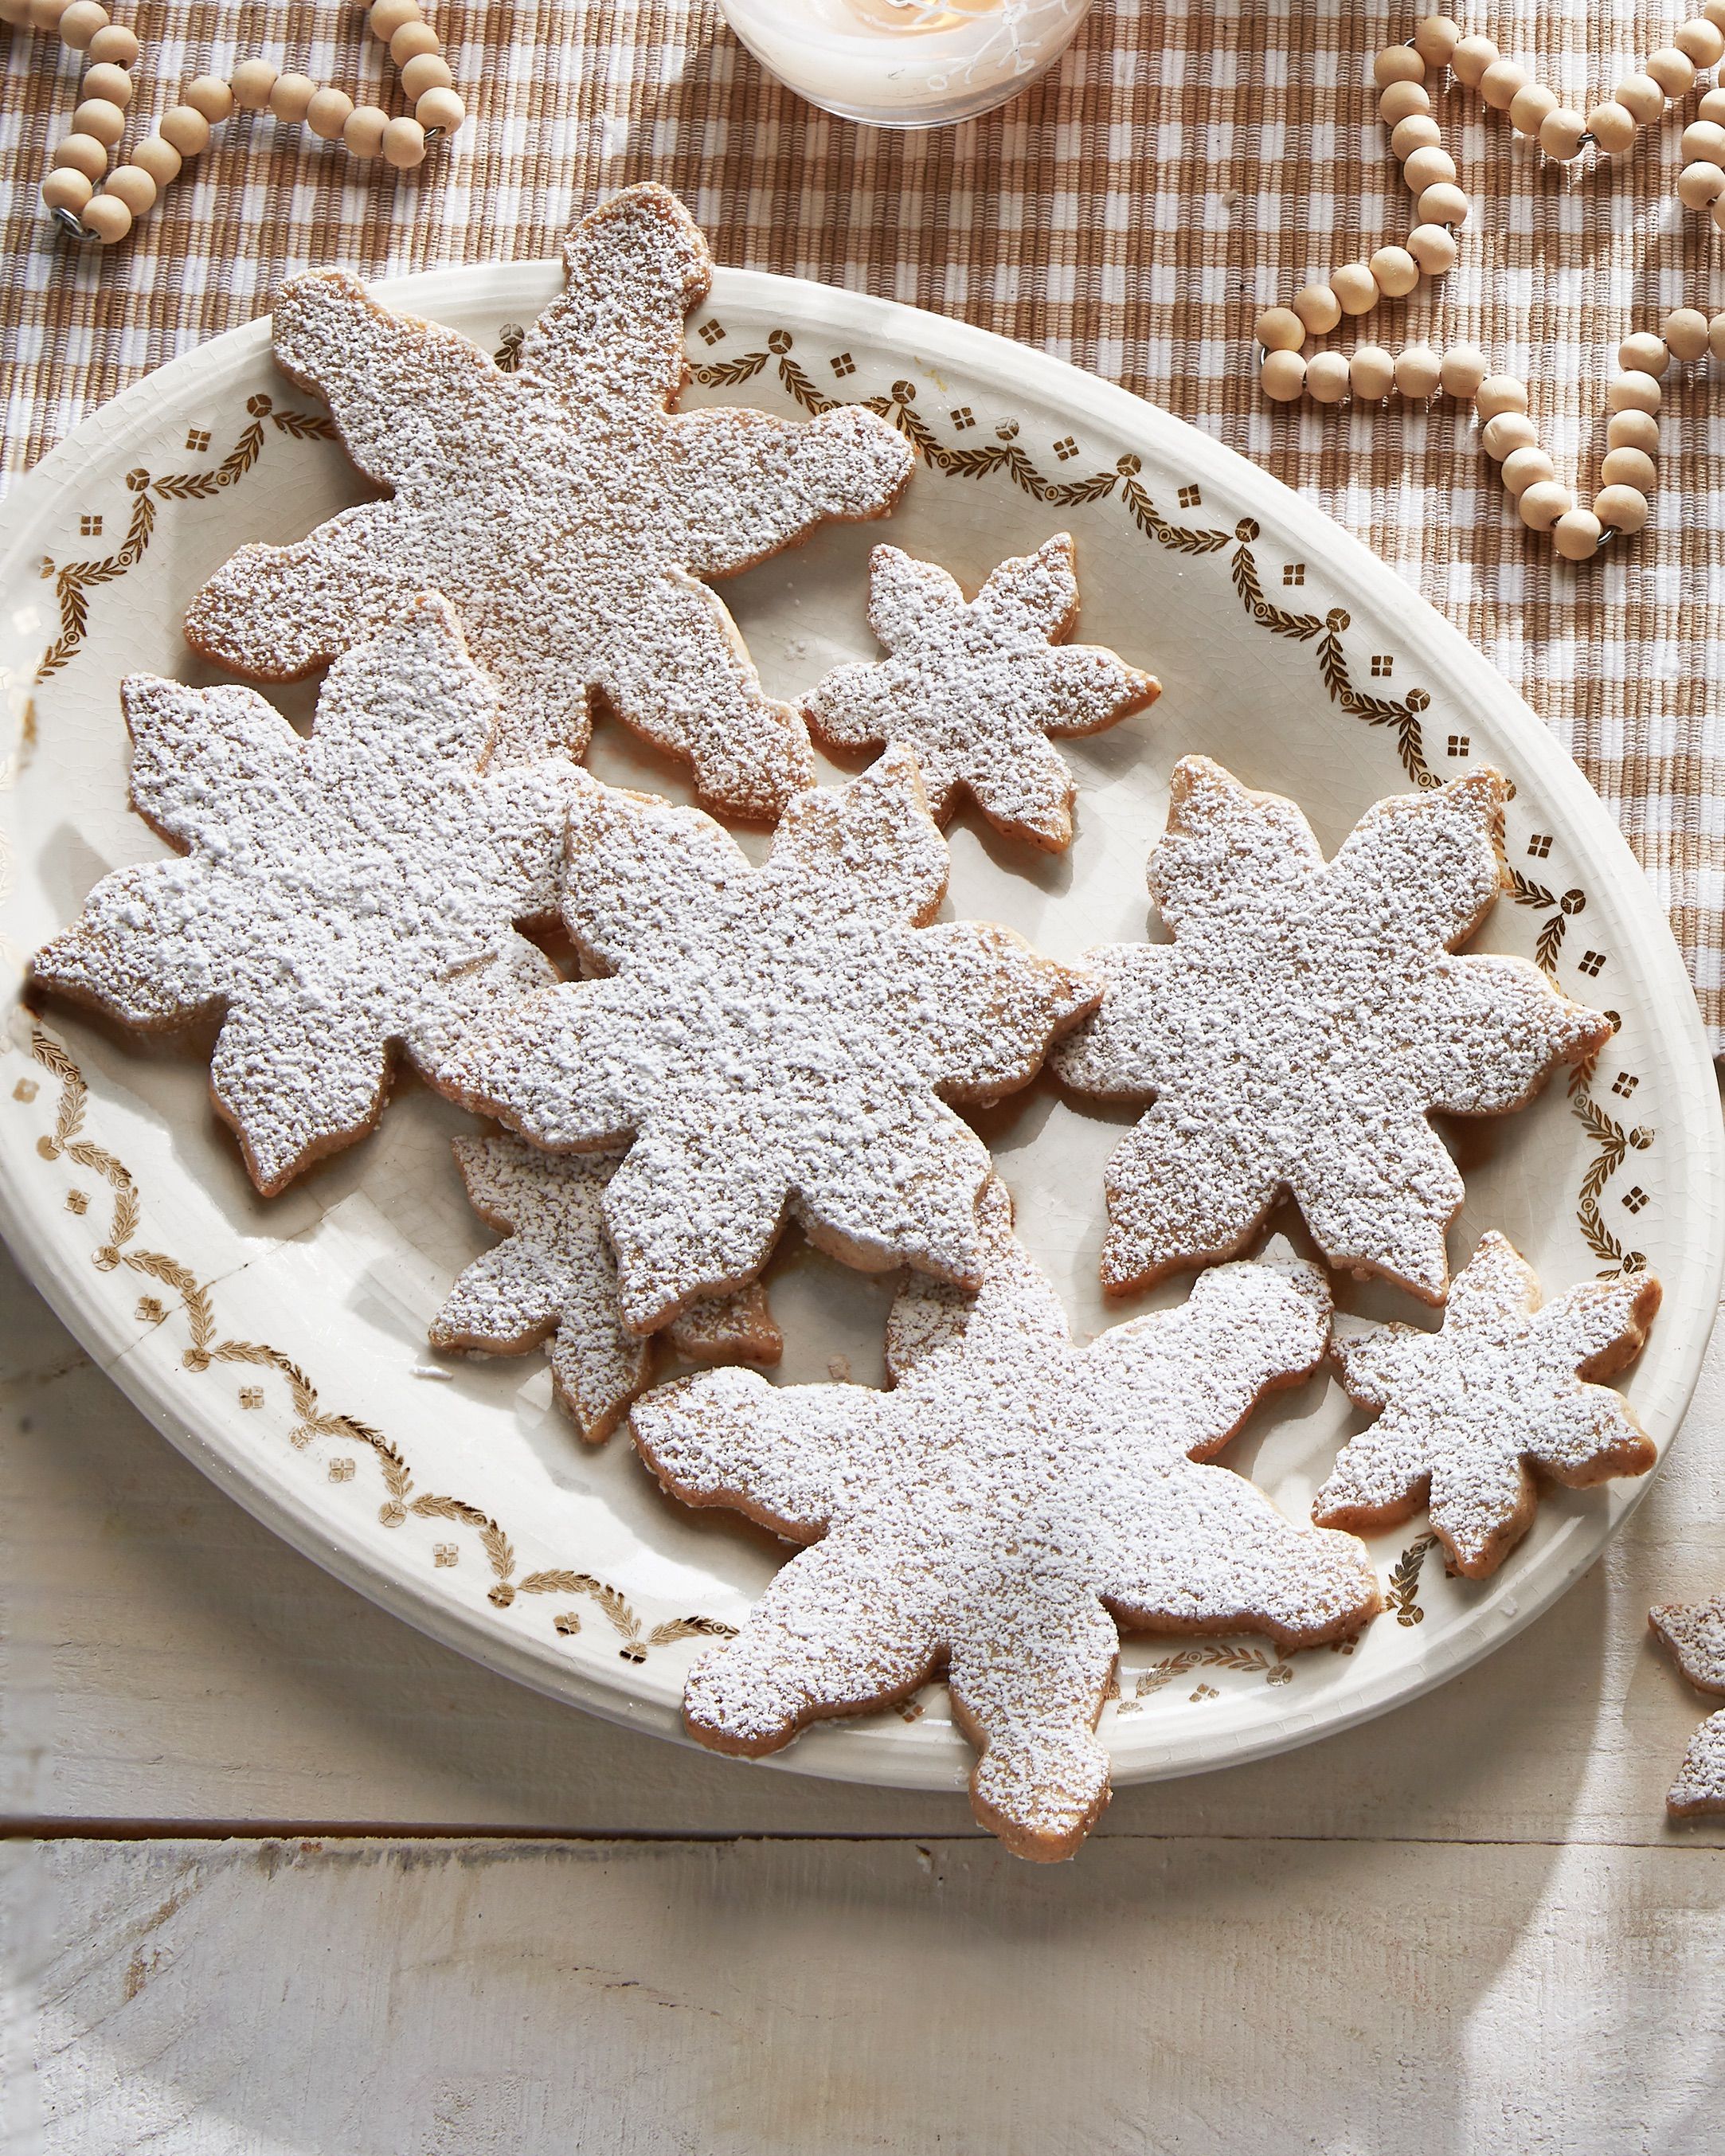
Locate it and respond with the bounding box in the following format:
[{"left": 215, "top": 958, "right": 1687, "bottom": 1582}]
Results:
[
  {"left": 431, "top": 1133, "right": 783, "bottom": 1444},
  {"left": 184, "top": 182, "right": 914, "bottom": 819},
  {"left": 1052, "top": 756, "right": 1612, "bottom": 1301},
  {"left": 1314, "top": 1232, "right": 1660, "bottom": 1577},
  {"left": 447, "top": 745, "right": 1100, "bottom": 1335},
  {"left": 632, "top": 1180, "right": 1382, "bottom": 1862},
  {"left": 804, "top": 534, "right": 1160, "bottom": 851},
  {"left": 31, "top": 596, "right": 578, "bottom": 1195},
  {"left": 1649, "top": 1597, "right": 1725, "bottom": 1817}
]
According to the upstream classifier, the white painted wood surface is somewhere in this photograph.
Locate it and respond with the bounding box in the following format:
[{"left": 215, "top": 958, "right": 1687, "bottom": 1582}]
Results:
[{"left": 4, "top": 1226, "right": 1725, "bottom": 2152}]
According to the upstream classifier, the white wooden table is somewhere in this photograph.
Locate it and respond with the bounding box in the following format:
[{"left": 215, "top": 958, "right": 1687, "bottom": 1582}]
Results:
[{"left": 3, "top": 1220, "right": 1723, "bottom": 2155}]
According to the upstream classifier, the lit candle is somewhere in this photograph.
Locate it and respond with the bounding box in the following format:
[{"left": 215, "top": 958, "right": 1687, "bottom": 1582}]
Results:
[{"left": 717, "top": 0, "right": 1096, "bottom": 127}]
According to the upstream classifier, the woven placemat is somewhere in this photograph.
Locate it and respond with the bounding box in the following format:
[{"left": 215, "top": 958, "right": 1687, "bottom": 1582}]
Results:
[{"left": 3, "top": 0, "right": 1722, "bottom": 1048}]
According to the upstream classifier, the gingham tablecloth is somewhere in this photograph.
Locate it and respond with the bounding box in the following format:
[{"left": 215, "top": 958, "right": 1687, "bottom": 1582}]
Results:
[{"left": 4, "top": 1, "right": 1723, "bottom": 1044}]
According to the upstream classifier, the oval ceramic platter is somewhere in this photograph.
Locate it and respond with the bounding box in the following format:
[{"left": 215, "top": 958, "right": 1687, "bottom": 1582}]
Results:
[{"left": 2, "top": 264, "right": 1720, "bottom": 1797}]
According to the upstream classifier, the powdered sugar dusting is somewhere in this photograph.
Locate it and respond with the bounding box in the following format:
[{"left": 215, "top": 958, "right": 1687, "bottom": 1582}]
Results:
[
  {"left": 31, "top": 596, "right": 579, "bottom": 1195},
  {"left": 1052, "top": 756, "right": 1613, "bottom": 1301},
  {"left": 430, "top": 1133, "right": 782, "bottom": 1444},
  {"left": 183, "top": 183, "right": 914, "bottom": 820},
  {"left": 447, "top": 746, "right": 1101, "bottom": 1336},
  {"left": 1317, "top": 1231, "right": 1659, "bottom": 1578},
  {"left": 804, "top": 534, "right": 1159, "bottom": 851},
  {"left": 1650, "top": 1596, "right": 1725, "bottom": 1816},
  {"left": 631, "top": 1183, "right": 1382, "bottom": 1862}
]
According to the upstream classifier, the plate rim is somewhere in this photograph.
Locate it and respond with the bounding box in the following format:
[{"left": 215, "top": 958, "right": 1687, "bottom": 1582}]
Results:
[{"left": 2, "top": 257, "right": 1721, "bottom": 1797}]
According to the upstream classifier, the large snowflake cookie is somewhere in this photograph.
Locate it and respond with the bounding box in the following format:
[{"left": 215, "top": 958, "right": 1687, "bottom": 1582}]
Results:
[
  {"left": 431, "top": 1133, "right": 782, "bottom": 1444},
  {"left": 804, "top": 534, "right": 1159, "bottom": 851},
  {"left": 1052, "top": 757, "right": 1612, "bottom": 1301},
  {"left": 448, "top": 745, "right": 1100, "bottom": 1335},
  {"left": 183, "top": 182, "right": 914, "bottom": 820},
  {"left": 1649, "top": 1597, "right": 1725, "bottom": 1816},
  {"left": 632, "top": 1181, "right": 1381, "bottom": 1861},
  {"left": 32, "top": 597, "right": 577, "bottom": 1195},
  {"left": 1314, "top": 1232, "right": 1660, "bottom": 1577}
]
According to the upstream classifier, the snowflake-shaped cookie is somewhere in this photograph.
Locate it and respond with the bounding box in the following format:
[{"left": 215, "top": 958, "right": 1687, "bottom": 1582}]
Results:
[
  {"left": 1315, "top": 1232, "right": 1660, "bottom": 1578},
  {"left": 1649, "top": 1597, "right": 1725, "bottom": 1817},
  {"left": 1052, "top": 756, "right": 1611, "bottom": 1301},
  {"left": 804, "top": 534, "right": 1159, "bottom": 851},
  {"left": 632, "top": 1181, "right": 1381, "bottom": 1861},
  {"left": 448, "top": 745, "right": 1101, "bottom": 1336},
  {"left": 431, "top": 1134, "right": 783, "bottom": 1444},
  {"left": 184, "top": 183, "right": 914, "bottom": 820},
  {"left": 31, "top": 596, "right": 577, "bottom": 1195}
]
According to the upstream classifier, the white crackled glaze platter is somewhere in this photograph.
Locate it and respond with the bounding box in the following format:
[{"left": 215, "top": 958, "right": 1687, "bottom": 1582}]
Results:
[{"left": 2, "top": 264, "right": 1721, "bottom": 1795}]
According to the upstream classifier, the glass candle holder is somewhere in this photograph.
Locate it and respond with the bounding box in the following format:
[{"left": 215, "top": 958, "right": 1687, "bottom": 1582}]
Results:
[{"left": 716, "top": 0, "right": 1096, "bottom": 129}]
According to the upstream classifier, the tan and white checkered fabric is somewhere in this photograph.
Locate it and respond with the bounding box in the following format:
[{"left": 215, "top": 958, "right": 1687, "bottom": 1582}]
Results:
[{"left": 4, "top": 2, "right": 1725, "bottom": 1043}]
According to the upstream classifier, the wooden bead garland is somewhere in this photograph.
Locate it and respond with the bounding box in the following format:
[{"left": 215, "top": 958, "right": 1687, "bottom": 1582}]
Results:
[
  {"left": 0, "top": 0, "right": 465, "bottom": 245},
  {"left": 1254, "top": 9, "right": 1725, "bottom": 559}
]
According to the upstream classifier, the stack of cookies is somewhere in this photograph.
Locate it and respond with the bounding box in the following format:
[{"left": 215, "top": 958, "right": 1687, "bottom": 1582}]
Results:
[{"left": 29, "top": 185, "right": 1667, "bottom": 1860}]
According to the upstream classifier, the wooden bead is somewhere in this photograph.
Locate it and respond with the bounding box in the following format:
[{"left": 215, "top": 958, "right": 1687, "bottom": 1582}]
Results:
[
  {"left": 389, "top": 21, "right": 441, "bottom": 66},
  {"left": 231, "top": 59, "right": 279, "bottom": 111},
  {"left": 1390, "top": 115, "right": 1442, "bottom": 157},
  {"left": 306, "top": 89, "right": 354, "bottom": 142},
  {"left": 1500, "top": 446, "right": 1555, "bottom": 495},
  {"left": 1601, "top": 446, "right": 1658, "bottom": 494},
  {"left": 1710, "top": 311, "right": 1725, "bottom": 360},
  {"left": 1518, "top": 481, "right": 1574, "bottom": 531},
  {"left": 1394, "top": 346, "right": 1442, "bottom": 398},
  {"left": 1350, "top": 346, "right": 1396, "bottom": 400},
  {"left": 1452, "top": 35, "right": 1498, "bottom": 87},
  {"left": 0, "top": 0, "right": 37, "bottom": 23},
  {"left": 1414, "top": 17, "right": 1460, "bottom": 67},
  {"left": 1707, "top": 0, "right": 1725, "bottom": 30},
  {"left": 1481, "top": 411, "right": 1538, "bottom": 459},
  {"left": 1510, "top": 84, "right": 1559, "bottom": 136},
  {"left": 1553, "top": 510, "right": 1604, "bottom": 560},
  {"left": 1305, "top": 352, "right": 1351, "bottom": 404},
  {"left": 1586, "top": 102, "right": 1638, "bottom": 154},
  {"left": 41, "top": 166, "right": 93, "bottom": 213},
  {"left": 1407, "top": 223, "right": 1459, "bottom": 275},
  {"left": 1402, "top": 146, "right": 1457, "bottom": 193},
  {"left": 1375, "top": 47, "right": 1426, "bottom": 88},
  {"left": 1676, "top": 19, "right": 1725, "bottom": 68},
  {"left": 51, "top": 132, "right": 108, "bottom": 180},
  {"left": 399, "top": 53, "right": 453, "bottom": 99},
  {"left": 1293, "top": 284, "right": 1342, "bottom": 335},
  {"left": 1260, "top": 350, "right": 1307, "bottom": 403},
  {"left": 1539, "top": 108, "right": 1588, "bottom": 159},
  {"left": 1479, "top": 59, "right": 1527, "bottom": 110},
  {"left": 1614, "top": 76, "right": 1664, "bottom": 125},
  {"left": 55, "top": 2, "right": 109, "bottom": 48},
  {"left": 1607, "top": 409, "right": 1660, "bottom": 455},
  {"left": 1645, "top": 49, "right": 1696, "bottom": 99},
  {"left": 1417, "top": 182, "right": 1469, "bottom": 227},
  {"left": 1661, "top": 309, "right": 1709, "bottom": 363},
  {"left": 29, "top": 0, "right": 72, "bottom": 27},
  {"left": 84, "top": 21, "right": 133, "bottom": 65},
  {"left": 269, "top": 74, "right": 318, "bottom": 124},
  {"left": 1379, "top": 82, "right": 1430, "bottom": 126},
  {"left": 1367, "top": 245, "right": 1418, "bottom": 298},
  {"left": 381, "top": 115, "right": 427, "bottom": 169},
  {"left": 1439, "top": 345, "right": 1489, "bottom": 397},
  {"left": 1594, "top": 484, "right": 1650, "bottom": 532},
  {"left": 1683, "top": 121, "right": 1725, "bottom": 167},
  {"left": 1606, "top": 374, "right": 1661, "bottom": 414},
  {"left": 1476, "top": 375, "right": 1529, "bottom": 420},
  {"left": 80, "top": 191, "right": 131, "bottom": 242},
  {"left": 103, "top": 162, "right": 156, "bottom": 214},
  {"left": 1331, "top": 262, "right": 1379, "bottom": 315},
  {"left": 131, "top": 135, "right": 181, "bottom": 186},
  {"left": 416, "top": 88, "right": 464, "bottom": 133},
  {"left": 343, "top": 105, "right": 390, "bottom": 157},
  {"left": 1677, "top": 161, "right": 1725, "bottom": 210},
  {"left": 1701, "top": 86, "right": 1725, "bottom": 125},
  {"left": 1618, "top": 333, "right": 1668, "bottom": 378},
  {"left": 72, "top": 98, "right": 126, "bottom": 146},
  {"left": 158, "top": 105, "right": 211, "bottom": 156},
  {"left": 1254, "top": 307, "right": 1305, "bottom": 352},
  {"left": 370, "top": 0, "right": 421, "bottom": 39},
  {"left": 184, "top": 76, "right": 234, "bottom": 123}
]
